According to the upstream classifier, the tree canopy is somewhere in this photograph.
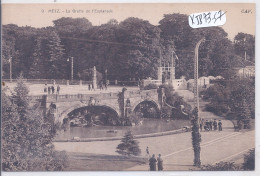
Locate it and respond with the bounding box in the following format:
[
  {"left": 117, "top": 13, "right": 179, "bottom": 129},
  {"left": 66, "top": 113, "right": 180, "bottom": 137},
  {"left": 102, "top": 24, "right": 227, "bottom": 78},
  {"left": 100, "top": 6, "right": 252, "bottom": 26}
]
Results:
[
  {"left": 2, "top": 76, "right": 68, "bottom": 171},
  {"left": 2, "top": 15, "right": 255, "bottom": 81}
]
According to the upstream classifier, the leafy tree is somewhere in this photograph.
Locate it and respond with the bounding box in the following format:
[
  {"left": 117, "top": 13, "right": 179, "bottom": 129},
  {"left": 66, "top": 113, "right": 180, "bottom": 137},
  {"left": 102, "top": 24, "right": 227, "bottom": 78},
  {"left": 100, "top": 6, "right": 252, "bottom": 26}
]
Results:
[
  {"left": 46, "top": 31, "right": 66, "bottom": 79},
  {"left": 53, "top": 17, "right": 92, "bottom": 35},
  {"left": 116, "top": 131, "right": 141, "bottom": 156},
  {"left": 243, "top": 148, "right": 255, "bottom": 170},
  {"left": 28, "top": 37, "right": 46, "bottom": 78},
  {"left": 2, "top": 76, "right": 68, "bottom": 171},
  {"left": 203, "top": 78, "right": 254, "bottom": 120},
  {"left": 234, "top": 32, "right": 255, "bottom": 62},
  {"left": 115, "top": 17, "right": 161, "bottom": 80}
]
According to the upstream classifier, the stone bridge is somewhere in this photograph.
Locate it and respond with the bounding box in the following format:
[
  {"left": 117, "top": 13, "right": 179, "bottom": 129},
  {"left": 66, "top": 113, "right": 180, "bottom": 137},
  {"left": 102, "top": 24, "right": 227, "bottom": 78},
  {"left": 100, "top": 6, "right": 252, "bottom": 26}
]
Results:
[{"left": 31, "top": 88, "right": 164, "bottom": 123}]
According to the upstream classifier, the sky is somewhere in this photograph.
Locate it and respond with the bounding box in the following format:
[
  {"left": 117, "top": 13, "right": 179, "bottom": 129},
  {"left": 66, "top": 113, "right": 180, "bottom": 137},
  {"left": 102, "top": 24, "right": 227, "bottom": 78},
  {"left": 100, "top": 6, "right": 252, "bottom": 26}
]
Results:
[{"left": 2, "top": 3, "right": 255, "bottom": 40}]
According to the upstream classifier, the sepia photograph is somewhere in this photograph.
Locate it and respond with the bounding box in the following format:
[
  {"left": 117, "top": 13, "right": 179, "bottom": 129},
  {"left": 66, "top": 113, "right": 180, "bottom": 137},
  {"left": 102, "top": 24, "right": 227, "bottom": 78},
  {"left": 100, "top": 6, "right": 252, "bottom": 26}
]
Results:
[{"left": 1, "top": 2, "right": 256, "bottom": 173}]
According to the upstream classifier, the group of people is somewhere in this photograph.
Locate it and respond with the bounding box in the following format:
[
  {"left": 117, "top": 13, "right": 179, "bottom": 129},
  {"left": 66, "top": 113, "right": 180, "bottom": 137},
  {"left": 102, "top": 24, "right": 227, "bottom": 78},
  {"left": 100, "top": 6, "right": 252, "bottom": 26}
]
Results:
[
  {"left": 88, "top": 83, "right": 96, "bottom": 91},
  {"left": 44, "top": 84, "right": 60, "bottom": 94},
  {"left": 99, "top": 82, "right": 108, "bottom": 91},
  {"left": 146, "top": 147, "right": 163, "bottom": 171},
  {"left": 200, "top": 119, "right": 222, "bottom": 131}
]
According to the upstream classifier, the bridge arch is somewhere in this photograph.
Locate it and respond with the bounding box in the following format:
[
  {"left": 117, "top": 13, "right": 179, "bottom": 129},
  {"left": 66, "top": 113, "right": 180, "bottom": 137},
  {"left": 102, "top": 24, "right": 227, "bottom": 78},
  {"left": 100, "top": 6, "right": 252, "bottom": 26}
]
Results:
[
  {"left": 57, "top": 102, "right": 120, "bottom": 124},
  {"left": 133, "top": 100, "right": 161, "bottom": 118},
  {"left": 67, "top": 105, "right": 120, "bottom": 126}
]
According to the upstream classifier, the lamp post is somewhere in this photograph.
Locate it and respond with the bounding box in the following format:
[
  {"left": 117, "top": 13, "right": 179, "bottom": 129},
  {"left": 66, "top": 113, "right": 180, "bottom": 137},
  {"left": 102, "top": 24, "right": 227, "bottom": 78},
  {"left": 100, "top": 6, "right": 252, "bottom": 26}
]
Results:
[
  {"left": 9, "top": 57, "right": 12, "bottom": 82},
  {"left": 194, "top": 38, "right": 205, "bottom": 112},
  {"left": 192, "top": 38, "right": 205, "bottom": 167},
  {"left": 105, "top": 69, "right": 107, "bottom": 84},
  {"left": 67, "top": 57, "right": 74, "bottom": 81}
]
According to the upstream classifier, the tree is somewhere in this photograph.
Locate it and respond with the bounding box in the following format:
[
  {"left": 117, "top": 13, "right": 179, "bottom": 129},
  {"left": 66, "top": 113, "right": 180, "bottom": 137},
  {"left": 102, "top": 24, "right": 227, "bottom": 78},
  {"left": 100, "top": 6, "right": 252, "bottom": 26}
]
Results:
[
  {"left": 116, "top": 131, "right": 141, "bottom": 156},
  {"left": 243, "top": 149, "right": 255, "bottom": 170},
  {"left": 28, "top": 37, "right": 46, "bottom": 78},
  {"left": 46, "top": 31, "right": 66, "bottom": 79},
  {"left": 2, "top": 76, "right": 68, "bottom": 171},
  {"left": 191, "top": 107, "right": 201, "bottom": 167},
  {"left": 234, "top": 32, "right": 255, "bottom": 62}
]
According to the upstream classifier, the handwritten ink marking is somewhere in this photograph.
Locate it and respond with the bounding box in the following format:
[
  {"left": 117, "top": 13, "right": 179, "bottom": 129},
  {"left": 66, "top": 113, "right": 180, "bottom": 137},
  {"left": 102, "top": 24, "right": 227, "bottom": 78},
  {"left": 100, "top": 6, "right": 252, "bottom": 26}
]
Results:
[
  {"left": 213, "top": 10, "right": 227, "bottom": 23},
  {"left": 189, "top": 14, "right": 195, "bottom": 25},
  {"left": 203, "top": 12, "right": 211, "bottom": 24},
  {"left": 189, "top": 10, "right": 226, "bottom": 28}
]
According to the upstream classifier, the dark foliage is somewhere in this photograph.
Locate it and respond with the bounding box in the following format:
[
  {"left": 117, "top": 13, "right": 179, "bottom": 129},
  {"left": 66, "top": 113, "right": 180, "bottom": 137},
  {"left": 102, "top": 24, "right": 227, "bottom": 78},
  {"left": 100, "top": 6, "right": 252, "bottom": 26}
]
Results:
[
  {"left": 191, "top": 107, "right": 201, "bottom": 167},
  {"left": 143, "top": 83, "right": 158, "bottom": 90},
  {"left": 243, "top": 149, "right": 255, "bottom": 170},
  {"left": 2, "top": 15, "right": 254, "bottom": 81},
  {"left": 203, "top": 78, "right": 254, "bottom": 120},
  {"left": 116, "top": 131, "right": 141, "bottom": 156},
  {"left": 200, "top": 162, "right": 241, "bottom": 171},
  {"left": 2, "top": 76, "right": 68, "bottom": 171}
]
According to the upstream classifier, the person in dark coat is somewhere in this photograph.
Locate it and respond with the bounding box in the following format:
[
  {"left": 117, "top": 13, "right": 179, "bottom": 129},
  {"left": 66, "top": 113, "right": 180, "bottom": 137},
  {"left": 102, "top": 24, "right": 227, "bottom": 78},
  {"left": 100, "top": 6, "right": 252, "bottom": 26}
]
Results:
[
  {"left": 213, "top": 119, "right": 218, "bottom": 130},
  {"left": 149, "top": 154, "right": 157, "bottom": 171},
  {"left": 44, "top": 84, "right": 47, "bottom": 93},
  {"left": 48, "top": 86, "right": 51, "bottom": 94},
  {"left": 157, "top": 154, "right": 163, "bottom": 171},
  {"left": 57, "top": 85, "right": 60, "bottom": 94},
  {"left": 204, "top": 120, "right": 209, "bottom": 131},
  {"left": 209, "top": 119, "right": 213, "bottom": 130},
  {"left": 146, "top": 146, "right": 150, "bottom": 157},
  {"left": 200, "top": 122, "right": 203, "bottom": 131},
  {"left": 51, "top": 86, "right": 55, "bottom": 94},
  {"left": 92, "top": 83, "right": 95, "bottom": 91},
  {"left": 105, "top": 81, "right": 108, "bottom": 90},
  {"left": 88, "top": 84, "right": 91, "bottom": 91},
  {"left": 218, "top": 120, "right": 222, "bottom": 131}
]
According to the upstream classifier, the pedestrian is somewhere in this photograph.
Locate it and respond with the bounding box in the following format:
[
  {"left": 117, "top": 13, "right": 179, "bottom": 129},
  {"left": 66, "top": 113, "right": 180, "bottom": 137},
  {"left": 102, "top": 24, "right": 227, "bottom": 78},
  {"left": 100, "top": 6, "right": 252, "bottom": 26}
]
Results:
[
  {"left": 105, "top": 81, "right": 108, "bottom": 90},
  {"left": 44, "top": 84, "right": 47, "bottom": 93},
  {"left": 92, "top": 83, "right": 95, "bottom": 91},
  {"left": 149, "top": 154, "right": 157, "bottom": 171},
  {"left": 204, "top": 120, "right": 209, "bottom": 131},
  {"left": 218, "top": 120, "right": 222, "bottom": 131},
  {"left": 146, "top": 146, "right": 150, "bottom": 157},
  {"left": 157, "top": 154, "right": 163, "bottom": 171},
  {"left": 209, "top": 119, "right": 213, "bottom": 130},
  {"left": 51, "top": 86, "right": 55, "bottom": 94},
  {"left": 57, "top": 85, "right": 60, "bottom": 94},
  {"left": 200, "top": 122, "right": 203, "bottom": 131},
  {"left": 213, "top": 119, "right": 218, "bottom": 130},
  {"left": 88, "top": 84, "right": 91, "bottom": 91},
  {"left": 48, "top": 86, "right": 51, "bottom": 94}
]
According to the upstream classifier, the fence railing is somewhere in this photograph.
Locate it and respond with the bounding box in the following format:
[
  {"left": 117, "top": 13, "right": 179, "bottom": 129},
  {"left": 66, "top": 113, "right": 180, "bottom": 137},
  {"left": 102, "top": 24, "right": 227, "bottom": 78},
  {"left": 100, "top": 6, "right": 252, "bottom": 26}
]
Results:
[
  {"left": 3, "top": 79, "right": 139, "bottom": 86},
  {"left": 30, "top": 89, "right": 157, "bottom": 102}
]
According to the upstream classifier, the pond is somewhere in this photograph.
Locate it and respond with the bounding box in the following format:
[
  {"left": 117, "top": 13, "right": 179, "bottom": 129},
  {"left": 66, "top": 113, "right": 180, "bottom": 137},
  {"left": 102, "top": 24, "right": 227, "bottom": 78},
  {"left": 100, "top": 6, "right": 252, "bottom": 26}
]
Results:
[{"left": 55, "top": 119, "right": 191, "bottom": 140}]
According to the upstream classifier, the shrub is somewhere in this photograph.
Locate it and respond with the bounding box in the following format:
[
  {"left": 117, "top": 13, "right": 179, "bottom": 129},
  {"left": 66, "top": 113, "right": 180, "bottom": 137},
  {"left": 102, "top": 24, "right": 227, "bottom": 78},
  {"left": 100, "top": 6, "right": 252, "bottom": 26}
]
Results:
[
  {"left": 243, "top": 149, "right": 255, "bottom": 170},
  {"left": 116, "top": 131, "right": 141, "bottom": 156},
  {"left": 200, "top": 162, "right": 241, "bottom": 171},
  {"left": 144, "top": 83, "right": 158, "bottom": 90}
]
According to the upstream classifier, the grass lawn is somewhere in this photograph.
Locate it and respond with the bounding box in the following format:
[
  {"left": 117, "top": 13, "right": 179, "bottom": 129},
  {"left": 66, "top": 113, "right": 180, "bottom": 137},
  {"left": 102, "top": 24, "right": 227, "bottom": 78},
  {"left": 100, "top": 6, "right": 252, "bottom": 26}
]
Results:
[{"left": 64, "top": 152, "right": 147, "bottom": 171}]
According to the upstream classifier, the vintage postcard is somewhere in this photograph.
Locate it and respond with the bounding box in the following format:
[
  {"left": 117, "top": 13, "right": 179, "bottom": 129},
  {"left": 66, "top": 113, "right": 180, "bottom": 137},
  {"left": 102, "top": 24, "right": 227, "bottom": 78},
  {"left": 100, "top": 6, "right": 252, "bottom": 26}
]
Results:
[{"left": 1, "top": 2, "right": 256, "bottom": 173}]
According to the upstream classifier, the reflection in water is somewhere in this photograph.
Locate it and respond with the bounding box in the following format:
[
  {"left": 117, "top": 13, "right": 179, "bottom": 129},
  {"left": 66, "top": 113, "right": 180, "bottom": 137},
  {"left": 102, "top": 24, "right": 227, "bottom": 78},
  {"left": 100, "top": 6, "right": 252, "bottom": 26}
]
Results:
[{"left": 56, "top": 119, "right": 190, "bottom": 140}]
